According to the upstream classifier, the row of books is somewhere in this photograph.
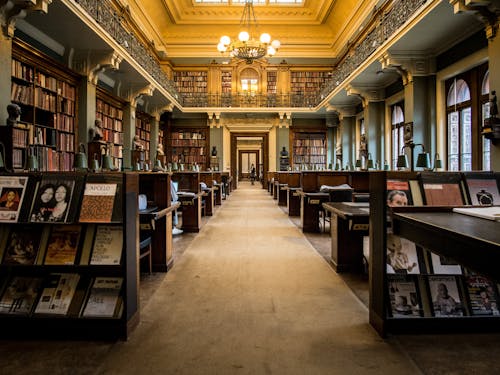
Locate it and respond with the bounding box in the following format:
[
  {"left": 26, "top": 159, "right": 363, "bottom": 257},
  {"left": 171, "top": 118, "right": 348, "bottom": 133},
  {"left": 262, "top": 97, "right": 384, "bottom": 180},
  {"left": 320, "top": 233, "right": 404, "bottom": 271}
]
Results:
[
  {"left": 96, "top": 100, "right": 124, "bottom": 120},
  {"left": 388, "top": 272, "right": 499, "bottom": 319},
  {"left": 293, "top": 155, "right": 326, "bottom": 164},
  {"left": 0, "top": 173, "right": 123, "bottom": 224},
  {"left": 0, "top": 224, "right": 123, "bottom": 266},
  {"left": 171, "top": 131, "right": 205, "bottom": 140},
  {"left": 0, "top": 274, "right": 123, "bottom": 319},
  {"left": 170, "top": 139, "right": 206, "bottom": 147},
  {"left": 172, "top": 147, "right": 205, "bottom": 156}
]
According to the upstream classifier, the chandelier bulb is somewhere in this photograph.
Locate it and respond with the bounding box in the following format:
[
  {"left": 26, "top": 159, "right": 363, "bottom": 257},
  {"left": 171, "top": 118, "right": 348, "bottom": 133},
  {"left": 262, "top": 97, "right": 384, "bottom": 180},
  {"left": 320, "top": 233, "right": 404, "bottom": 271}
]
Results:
[
  {"left": 238, "top": 31, "right": 250, "bottom": 42},
  {"left": 260, "top": 33, "right": 271, "bottom": 44},
  {"left": 220, "top": 35, "right": 231, "bottom": 46},
  {"left": 217, "top": 43, "right": 227, "bottom": 53},
  {"left": 271, "top": 40, "right": 281, "bottom": 50},
  {"left": 267, "top": 46, "right": 276, "bottom": 56}
]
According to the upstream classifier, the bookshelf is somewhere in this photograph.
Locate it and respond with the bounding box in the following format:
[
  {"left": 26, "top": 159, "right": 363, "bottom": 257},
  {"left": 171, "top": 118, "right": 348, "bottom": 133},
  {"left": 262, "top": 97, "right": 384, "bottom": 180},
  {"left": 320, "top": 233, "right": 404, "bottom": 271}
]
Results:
[
  {"left": 168, "top": 127, "right": 209, "bottom": 169},
  {"left": 221, "top": 70, "right": 232, "bottom": 94},
  {"left": 267, "top": 70, "right": 277, "bottom": 95},
  {"left": 4, "top": 40, "right": 79, "bottom": 172},
  {"left": 290, "top": 70, "right": 330, "bottom": 96},
  {"left": 290, "top": 130, "right": 327, "bottom": 169},
  {"left": 368, "top": 171, "right": 500, "bottom": 337},
  {"left": 0, "top": 171, "right": 139, "bottom": 340},
  {"left": 135, "top": 111, "right": 152, "bottom": 161},
  {"left": 95, "top": 89, "right": 125, "bottom": 171},
  {"left": 173, "top": 70, "right": 208, "bottom": 106}
]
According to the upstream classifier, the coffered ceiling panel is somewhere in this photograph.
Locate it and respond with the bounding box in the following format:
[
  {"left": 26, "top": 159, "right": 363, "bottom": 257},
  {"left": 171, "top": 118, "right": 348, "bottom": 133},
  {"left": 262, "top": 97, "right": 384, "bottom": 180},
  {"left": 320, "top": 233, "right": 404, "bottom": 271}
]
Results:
[{"left": 128, "top": 0, "right": 379, "bottom": 62}]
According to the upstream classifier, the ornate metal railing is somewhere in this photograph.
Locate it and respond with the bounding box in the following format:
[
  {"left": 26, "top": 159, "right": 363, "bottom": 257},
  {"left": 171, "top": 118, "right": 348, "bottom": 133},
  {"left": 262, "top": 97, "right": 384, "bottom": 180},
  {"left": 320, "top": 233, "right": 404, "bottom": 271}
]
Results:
[
  {"left": 73, "top": 0, "right": 181, "bottom": 101},
  {"left": 72, "top": 0, "right": 428, "bottom": 109},
  {"left": 319, "top": 0, "right": 428, "bottom": 100}
]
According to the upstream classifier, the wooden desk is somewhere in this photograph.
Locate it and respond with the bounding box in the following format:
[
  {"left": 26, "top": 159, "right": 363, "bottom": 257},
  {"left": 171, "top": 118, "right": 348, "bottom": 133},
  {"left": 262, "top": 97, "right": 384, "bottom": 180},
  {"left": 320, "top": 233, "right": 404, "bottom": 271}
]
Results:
[
  {"left": 392, "top": 208, "right": 500, "bottom": 281},
  {"left": 178, "top": 192, "right": 203, "bottom": 232},
  {"left": 323, "top": 202, "right": 369, "bottom": 272},
  {"left": 213, "top": 183, "right": 222, "bottom": 205},
  {"left": 139, "top": 203, "right": 179, "bottom": 272},
  {"left": 287, "top": 187, "right": 302, "bottom": 216},
  {"left": 299, "top": 191, "right": 329, "bottom": 233},
  {"left": 277, "top": 183, "right": 288, "bottom": 206},
  {"left": 201, "top": 187, "right": 215, "bottom": 216}
]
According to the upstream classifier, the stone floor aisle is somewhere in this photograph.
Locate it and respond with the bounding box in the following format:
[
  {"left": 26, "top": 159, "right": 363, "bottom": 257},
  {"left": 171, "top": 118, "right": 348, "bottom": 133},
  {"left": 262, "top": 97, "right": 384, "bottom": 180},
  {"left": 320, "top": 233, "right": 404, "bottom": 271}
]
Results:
[{"left": 97, "top": 181, "right": 420, "bottom": 375}]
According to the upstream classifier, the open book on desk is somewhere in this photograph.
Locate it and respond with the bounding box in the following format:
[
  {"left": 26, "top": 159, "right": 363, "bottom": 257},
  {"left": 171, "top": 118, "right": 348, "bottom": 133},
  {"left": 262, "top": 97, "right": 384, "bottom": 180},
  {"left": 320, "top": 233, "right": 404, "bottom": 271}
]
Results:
[
  {"left": 177, "top": 192, "right": 197, "bottom": 197},
  {"left": 452, "top": 206, "right": 500, "bottom": 221}
]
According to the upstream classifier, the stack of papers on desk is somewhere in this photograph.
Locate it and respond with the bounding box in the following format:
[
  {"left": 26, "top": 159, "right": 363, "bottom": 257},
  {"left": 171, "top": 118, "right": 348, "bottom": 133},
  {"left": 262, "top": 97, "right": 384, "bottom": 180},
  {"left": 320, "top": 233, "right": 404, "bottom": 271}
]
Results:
[
  {"left": 177, "top": 192, "right": 196, "bottom": 197},
  {"left": 452, "top": 206, "right": 500, "bottom": 221}
]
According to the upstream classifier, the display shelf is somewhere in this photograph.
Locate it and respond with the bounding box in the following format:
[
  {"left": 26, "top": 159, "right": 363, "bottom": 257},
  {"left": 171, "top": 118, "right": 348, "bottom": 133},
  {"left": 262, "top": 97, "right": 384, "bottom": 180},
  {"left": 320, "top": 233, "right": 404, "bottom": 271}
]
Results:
[
  {"left": 135, "top": 111, "right": 152, "bottom": 161},
  {"left": 0, "top": 172, "right": 139, "bottom": 340},
  {"left": 173, "top": 70, "right": 208, "bottom": 106},
  {"left": 368, "top": 171, "right": 500, "bottom": 337},
  {"left": 6, "top": 40, "right": 79, "bottom": 172},
  {"left": 290, "top": 70, "right": 330, "bottom": 96}
]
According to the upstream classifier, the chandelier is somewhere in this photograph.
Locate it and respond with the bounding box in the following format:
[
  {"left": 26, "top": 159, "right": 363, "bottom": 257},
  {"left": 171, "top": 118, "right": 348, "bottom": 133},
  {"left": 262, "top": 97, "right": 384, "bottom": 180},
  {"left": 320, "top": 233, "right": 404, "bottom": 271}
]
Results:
[{"left": 217, "top": 0, "right": 280, "bottom": 64}]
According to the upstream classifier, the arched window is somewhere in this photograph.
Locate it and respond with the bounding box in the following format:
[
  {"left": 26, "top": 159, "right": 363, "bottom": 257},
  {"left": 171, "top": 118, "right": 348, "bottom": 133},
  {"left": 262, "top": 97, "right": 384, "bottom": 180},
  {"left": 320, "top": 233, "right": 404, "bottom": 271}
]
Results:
[
  {"left": 240, "top": 68, "right": 259, "bottom": 93},
  {"left": 445, "top": 62, "right": 488, "bottom": 171},
  {"left": 446, "top": 79, "right": 471, "bottom": 171},
  {"left": 391, "top": 103, "right": 405, "bottom": 170},
  {"left": 481, "top": 70, "right": 491, "bottom": 170}
]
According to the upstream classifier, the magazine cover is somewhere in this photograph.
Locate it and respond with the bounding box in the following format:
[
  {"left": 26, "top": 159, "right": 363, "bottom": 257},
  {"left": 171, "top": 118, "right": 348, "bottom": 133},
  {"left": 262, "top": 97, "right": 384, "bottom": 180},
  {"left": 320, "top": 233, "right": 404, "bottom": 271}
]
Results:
[
  {"left": 79, "top": 182, "right": 118, "bottom": 222},
  {"left": 2, "top": 225, "right": 43, "bottom": 265},
  {"left": 428, "top": 251, "right": 463, "bottom": 275},
  {"left": 422, "top": 183, "right": 465, "bottom": 206},
  {"left": 43, "top": 225, "right": 82, "bottom": 265},
  {"left": 464, "top": 178, "right": 500, "bottom": 206},
  {"left": 29, "top": 175, "right": 83, "bottom": 223},
  {"left": 387, "top": 180, "right": 413, "bottom": 206},
  {"left": 0, "top": 276, "right": 43, "bottom": 315},
  {"left": 464, "top": 273, "right": 500, "bottom": 316},
  {"left": 387, "top": 274, "right": 423, "bottom": 318},
  {"left": 428, "top": 275, "right": 465, "bottom": 317},
  {"left": 0, "top": 175, "right": 30, "bottom": 223},
  {"left": 82, "top": 277, "right": 123, "bottom": 318},
  {"left": 386, "top": 234, "right": 421, "bottom": 274}
]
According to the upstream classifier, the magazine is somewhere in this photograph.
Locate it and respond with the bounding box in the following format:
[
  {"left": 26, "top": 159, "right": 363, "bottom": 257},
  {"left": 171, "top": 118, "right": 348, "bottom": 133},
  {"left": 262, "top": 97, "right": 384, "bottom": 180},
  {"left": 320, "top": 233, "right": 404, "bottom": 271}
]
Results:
[
  {"left": 0, "top": 276, "right": 43, "bottom": 315},
  {"left": 427, "top": 275, "right": 465, "bottom": 317},
  {"left": 387, "top": 274, "right": 423, "bottom": 318},
  {"left": 464, "top": 273, "right": 500, "bottom": 316},
  {"left": 386, "top": 234, "right": 421, "bottom": 274},
  {"left": 0, "top": 175, "right": 30, "bottom": 223},
  {"left": 43, "top": 225, "right": 82, "bottom": 265},
  {"left": 2, "top": 225, "right": 43, "bottom": 265}
]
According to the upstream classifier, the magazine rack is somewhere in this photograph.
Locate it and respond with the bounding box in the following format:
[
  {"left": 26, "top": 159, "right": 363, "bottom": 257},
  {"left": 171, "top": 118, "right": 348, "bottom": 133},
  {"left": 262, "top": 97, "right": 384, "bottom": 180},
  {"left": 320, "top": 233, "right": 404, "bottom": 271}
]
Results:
[
  {"left": 369, "top": 171, "right": 500, "bottom": 337},
  {"left": 0, "top": 171, "right": 139, "bottom": 340}
]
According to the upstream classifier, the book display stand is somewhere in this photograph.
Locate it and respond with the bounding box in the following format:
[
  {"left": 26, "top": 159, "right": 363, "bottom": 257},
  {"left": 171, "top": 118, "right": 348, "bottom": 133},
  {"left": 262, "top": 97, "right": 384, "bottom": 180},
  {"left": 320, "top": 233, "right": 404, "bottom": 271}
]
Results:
[
  {"left": 0, "top": 171, "right": 139, "bottom": 340},
  {"left": 368, "top": 171, "right": 500, "bottom": 337}
]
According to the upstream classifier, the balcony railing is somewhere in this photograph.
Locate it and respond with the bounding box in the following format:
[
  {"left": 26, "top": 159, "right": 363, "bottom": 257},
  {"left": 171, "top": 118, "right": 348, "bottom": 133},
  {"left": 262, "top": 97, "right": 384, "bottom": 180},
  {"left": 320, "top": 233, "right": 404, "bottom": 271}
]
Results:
[{"left": 180, "top": 93, "right": 324, "bottom": 108}]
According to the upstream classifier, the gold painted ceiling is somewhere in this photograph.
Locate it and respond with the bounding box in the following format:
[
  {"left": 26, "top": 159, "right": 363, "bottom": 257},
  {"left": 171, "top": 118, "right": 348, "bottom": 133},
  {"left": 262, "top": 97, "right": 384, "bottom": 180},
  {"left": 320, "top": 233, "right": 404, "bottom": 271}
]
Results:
[{"left": 126, "top": 0, "right": 379, "bottom": 64}]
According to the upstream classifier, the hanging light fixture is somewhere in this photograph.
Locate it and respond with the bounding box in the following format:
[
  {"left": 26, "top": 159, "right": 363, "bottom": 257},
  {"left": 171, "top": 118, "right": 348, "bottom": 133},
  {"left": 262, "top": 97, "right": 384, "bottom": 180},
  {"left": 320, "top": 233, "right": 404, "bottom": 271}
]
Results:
[{"left": 217, "top": 0, "right": 280, "bottom": 64}]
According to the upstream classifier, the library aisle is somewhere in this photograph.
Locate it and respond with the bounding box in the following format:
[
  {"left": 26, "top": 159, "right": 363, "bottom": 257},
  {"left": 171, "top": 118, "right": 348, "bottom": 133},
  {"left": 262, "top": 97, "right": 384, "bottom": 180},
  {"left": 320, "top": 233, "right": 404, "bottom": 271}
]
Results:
[{"left": 100, "top": 181, "right": 418, "bottom": 374}]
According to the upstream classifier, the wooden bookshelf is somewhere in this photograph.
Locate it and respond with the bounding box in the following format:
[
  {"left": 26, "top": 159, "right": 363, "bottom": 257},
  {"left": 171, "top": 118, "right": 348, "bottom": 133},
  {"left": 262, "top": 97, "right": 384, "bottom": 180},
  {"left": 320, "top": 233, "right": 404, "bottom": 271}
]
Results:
[
  {"left": 135, "top": 111, "right": 152, "bottom": 161},
  {"left": 290, "top": 130, "right": 327, "bottom": 169},
  {"left": 221, "top": 70, "right": 232, "bottom": 94},
  {"left": 290, "top": 70, "right": 330, "bottom": 96},
  {"left": 168, "top": 127, "right": 209, "bottom": 169},
  {"left": 5, "top": 40, "right": 79, "bottom": 172},
  {"left": 173, "top": 70, "right": 208, "bottom": 106},
  {"left": 95, "top": 88, "right": 125, "bottom": 171},
  {"left": 0, "top": 171, "right": 139, "bottom": 340},
  {"left": 267, "top": 70, "right": 277, "bottom": 95}
]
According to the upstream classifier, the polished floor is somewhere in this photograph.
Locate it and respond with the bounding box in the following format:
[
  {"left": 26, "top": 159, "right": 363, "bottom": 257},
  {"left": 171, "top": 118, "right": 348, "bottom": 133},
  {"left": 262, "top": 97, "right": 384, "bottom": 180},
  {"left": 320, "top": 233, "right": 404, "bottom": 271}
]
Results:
[{"left": 1, "top": 181, "right": 500, "bottom": 374}]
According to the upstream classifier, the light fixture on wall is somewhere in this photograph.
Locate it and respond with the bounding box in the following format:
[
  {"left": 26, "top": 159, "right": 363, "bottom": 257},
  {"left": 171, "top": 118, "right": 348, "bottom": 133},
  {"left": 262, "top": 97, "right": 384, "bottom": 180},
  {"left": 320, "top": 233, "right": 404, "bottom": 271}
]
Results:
[
  {"left": 217, "top": 0, "right": 280, "bottom": 64},
  {"left": 397, "top": 142, "right": 430, "bottom": 171}
]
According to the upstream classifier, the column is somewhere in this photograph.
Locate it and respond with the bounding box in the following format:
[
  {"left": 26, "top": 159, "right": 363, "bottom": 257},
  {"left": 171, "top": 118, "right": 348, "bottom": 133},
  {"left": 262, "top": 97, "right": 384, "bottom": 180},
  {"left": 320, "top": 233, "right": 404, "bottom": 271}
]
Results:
[{"left": 337, "top": 108, "right": 357, "bottom": 169}]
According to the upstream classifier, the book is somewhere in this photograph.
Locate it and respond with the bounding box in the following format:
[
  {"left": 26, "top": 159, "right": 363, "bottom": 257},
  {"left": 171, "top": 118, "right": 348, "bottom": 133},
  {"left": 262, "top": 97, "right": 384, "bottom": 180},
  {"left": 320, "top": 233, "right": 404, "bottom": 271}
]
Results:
[
  {"left": 387, "top": 179, "right": 413, "bottom": 205},
  {"left": 387, "top": 274, "right": 423, "bottom": 318},
  {"left": 78, "top": 174, "right": 123, "bottom": 223},
  {"left": 89, "top": 225, "right": 123, "bottom": 265},
  {"left": 463, "top": 273, "right": 500, "bottom": 316},
  {"left": 81, "top": 277, "right": 123, "bottom": 318},
  {"left": 427, "top": 275, "right": 465, "bottom": 317},
  {"left": 43, "top": 225, "right": 82, "bottom": 265},
  {"left": 0, "top": 175, "right": 31, "bottom": 223},
  {"left": 34, "top": 273, "right": 80, "bottom": 315},
  {"left": 386, "top": 234, "right": 422, "bottom": 274},
  {"left": 2, "top": 224, "right": 43, "bottom": 265},
  {"left": 427, "top": 250, "right": 462, "bottom": 275},
  {"left": 29, "top": 174, "right": 84, "bottom": 223},
  {"left": 0, "top": 276, "right": 43, "bottom": 315},
  {"left": 79, "top": 182, "right": 118, "bottom": 222},
  {"left": 78, "top": 225, "right": 96, "bottom": 265},
  {"left": 462, "top": 173, "right": 500, "bottom": 206}
]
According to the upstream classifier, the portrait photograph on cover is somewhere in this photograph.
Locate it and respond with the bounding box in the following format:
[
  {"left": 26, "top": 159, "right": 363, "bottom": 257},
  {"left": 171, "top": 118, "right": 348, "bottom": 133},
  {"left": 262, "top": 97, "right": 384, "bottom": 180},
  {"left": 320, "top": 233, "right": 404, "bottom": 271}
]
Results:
[
  {"left": 428, "top": 275, "right": 465, "bottom": 317},
  {"left": 0, "top": 176, "right": 29, "bottom": 222},
  {"left": 30, "top": 178, "right": 76, "bottom": 223}
]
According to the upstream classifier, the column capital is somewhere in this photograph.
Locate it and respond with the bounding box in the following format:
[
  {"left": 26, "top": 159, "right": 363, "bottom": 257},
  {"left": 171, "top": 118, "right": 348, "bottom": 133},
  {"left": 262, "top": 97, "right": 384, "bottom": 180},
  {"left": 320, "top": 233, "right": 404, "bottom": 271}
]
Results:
[
  {"left": 1, "top": 0, "right": 51, "bottom": 38},
  {"left": 380, "top": 52, "right": 436, "bottom": 85},
  {"left": 72, "top": 50, "right": 123, "bottom": 86},
  {"left": 450, "top": 1, "right": 500, "bottom": 39},
  {"left": 346, "top": 84, "right": 385, "bottom": 107}
]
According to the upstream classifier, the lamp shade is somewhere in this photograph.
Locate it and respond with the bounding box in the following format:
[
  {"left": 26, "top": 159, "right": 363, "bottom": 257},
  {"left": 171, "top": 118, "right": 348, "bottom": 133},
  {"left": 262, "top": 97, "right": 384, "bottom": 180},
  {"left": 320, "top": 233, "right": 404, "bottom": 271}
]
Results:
[
  {"left": 397, "top": 154, "right": 409, "bottom": 169},
  {"left": 416, "top": 152, "right": 431, "bottom": 169},
  {"left": 367, "top": 154, "right": 374, "bottom": 169},
  {"left": 355, "top": 159, "right": 362, "bottom": 168}
]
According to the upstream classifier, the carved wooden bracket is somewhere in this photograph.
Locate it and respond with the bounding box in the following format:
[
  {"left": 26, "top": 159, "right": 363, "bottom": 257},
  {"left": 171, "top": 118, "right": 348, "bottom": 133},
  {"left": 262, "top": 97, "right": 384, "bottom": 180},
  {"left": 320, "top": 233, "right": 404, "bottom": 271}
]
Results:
[
  {"left": 450, "top": 0, "right": 500, "bottom": 40},
  {"left": 1, "top": 0, "right": 51, "bottom": 38}
]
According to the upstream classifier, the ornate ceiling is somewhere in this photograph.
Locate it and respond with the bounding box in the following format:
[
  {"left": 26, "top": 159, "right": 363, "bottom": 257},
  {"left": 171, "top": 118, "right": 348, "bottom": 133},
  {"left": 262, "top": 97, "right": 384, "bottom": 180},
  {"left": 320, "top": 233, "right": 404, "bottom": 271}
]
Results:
[{"left": 126, "top": 0, "right": 380, "bottom": 64}]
